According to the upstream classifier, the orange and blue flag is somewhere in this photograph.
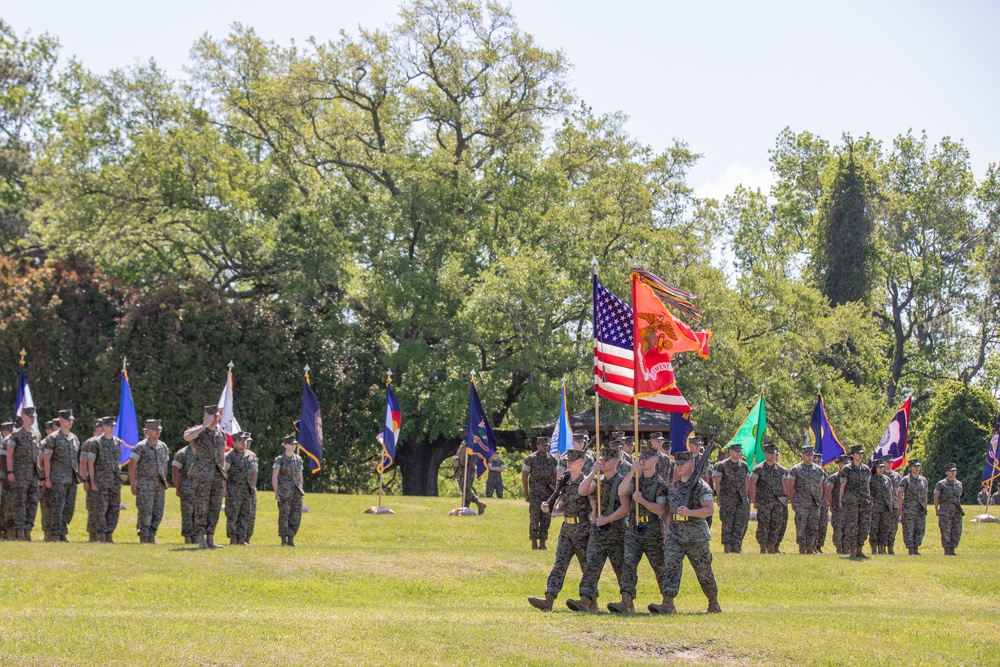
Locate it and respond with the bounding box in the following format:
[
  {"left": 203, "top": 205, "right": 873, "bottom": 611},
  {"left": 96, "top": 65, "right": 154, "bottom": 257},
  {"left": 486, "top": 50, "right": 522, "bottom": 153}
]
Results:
[
  {"left": 810, "top": 392, "right": 845, "bottom": 467},
  {"left": 296, "top": 373, "right": 323, "bottom": 473},
  {"left": 378, "top": 383, "right": 401, "bottom": 474},
  {"left": 983, "top": 415, "right": 1000, "bottom": 490},
  {"left": 114, "top": 369, "right": 139, "bottom": 466},
  {"left": 466, "top": 381, "right": 497, "bottom": 481}
]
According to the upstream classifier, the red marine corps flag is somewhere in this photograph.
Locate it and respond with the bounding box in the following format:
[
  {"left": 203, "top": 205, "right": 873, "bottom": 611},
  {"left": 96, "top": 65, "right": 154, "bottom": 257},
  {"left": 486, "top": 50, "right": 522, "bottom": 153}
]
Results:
[{"left": 631, "top": 271, "right": 710, "bottom": 399}]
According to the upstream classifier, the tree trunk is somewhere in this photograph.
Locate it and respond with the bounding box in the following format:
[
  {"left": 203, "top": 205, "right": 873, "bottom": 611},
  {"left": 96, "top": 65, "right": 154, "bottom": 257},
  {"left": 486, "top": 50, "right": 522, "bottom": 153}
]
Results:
[{"left": 396, "top": 433, "right": 460, "bottom": 496}]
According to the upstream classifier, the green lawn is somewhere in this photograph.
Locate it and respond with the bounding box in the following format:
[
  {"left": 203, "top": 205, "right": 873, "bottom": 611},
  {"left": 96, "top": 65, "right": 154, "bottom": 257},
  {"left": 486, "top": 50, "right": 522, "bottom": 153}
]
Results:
[{"left": 0, "top": 493, "right": 996, "bottom": 666}]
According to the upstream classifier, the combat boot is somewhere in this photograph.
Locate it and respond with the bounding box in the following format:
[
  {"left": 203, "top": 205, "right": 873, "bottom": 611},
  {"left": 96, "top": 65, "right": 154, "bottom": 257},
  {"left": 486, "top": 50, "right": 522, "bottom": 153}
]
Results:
[
  {"left": 476, "top": 501, "right": 487, "bottom": 515},
  {"left": 95, "top": 532, "right": 105, "bottom": 543},
  {"left": 198, "top": 534, "right": 210, "bottom": 549},
  {"left": 760, "top": 544, "right": 767, "bottom": 554},
  {"left": 706, "top": 597, "right": 722, "bottom": 613},
  {"left": 150, "top": 532, "right": 158, "bottom": 545},
  {"left": 887, "top": 545, "right": 895, "bottom": 555},
  {"left": 287, "top": 536, "right": 296, "bottom": 547},
  {"left": 566, "top": 596, "right": 595, "bottom": 612},
  {"left": 531, "top": 539, "right": 538, "bottom": 550},
  {"left": 206, "top": 534, "right": 224, "bottom": 549},
  {"left": 539, "top": 539, "right": 547, "bottom": 550},
  {"left": 648, "top": 596, "right": 677, "bottom": 615},
  {"left": 607, "top": 593, "right": 634, "bottom": 614},
  {"left": 281, "top": 535, "right": 287, "bottom": 546},
  {"left": 912, "top": 547, "right": 921, "bottom": 555},
  {"left": 733, "top": 543, "right": 742, "bottom": 554},
  {"left": 59, "top": 535, "right": 68, "bottom": 542},
  {"left": 105, "top": 533, "right": 114, "bottom": 544},
  {"left": 588, "top": 597, "right": 599, "bottom": 612},
  {"left": 24, "top": 529, "right": 31, "bottom": 541},
  {"left": 44, "top": 531, "right": 55, "bottom": 542},
  {"left": 89, "top": 532, "right": 98, "bottom": 542},
  {"left": 230, "top": 537, "right": 239, "bottom": 546},
  {"left": 798, "top": 544, "right": 805, "bottom": 554},
  {"left": 527, "top": 592, "right": 556, "bottom": 611}
]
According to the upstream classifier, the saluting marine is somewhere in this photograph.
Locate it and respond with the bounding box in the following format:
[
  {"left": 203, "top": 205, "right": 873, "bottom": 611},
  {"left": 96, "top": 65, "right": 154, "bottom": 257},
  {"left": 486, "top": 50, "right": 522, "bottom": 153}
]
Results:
[{"left": 183, "top": 405, "right": 227, "bottom": 549}]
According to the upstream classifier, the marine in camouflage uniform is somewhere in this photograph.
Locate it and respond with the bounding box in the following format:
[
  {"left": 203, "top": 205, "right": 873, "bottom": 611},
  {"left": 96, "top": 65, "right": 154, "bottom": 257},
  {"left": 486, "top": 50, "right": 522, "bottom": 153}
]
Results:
[
  {"left": 171, "top": 445, "right": 196, "bottom": 543},
  {"left": 934, "top": 463, "right": 964, "bottom": 555},
  {"left": 129, "top": 420, "right": 170, "bottom": 544},
  {"left": 0, "top": 422, "right": 14, "bottom": 539},
  {"left": 453, "top": 444, "right": 486, "bottom": 514},
  {"left": 837, "top": 445, "right": 871, "bottom": 558},
  {"left": 713, "top": 443, "right": 750, "bottom": 553},
  {"left": 881, "top": 454, "right": 902, "bottom": 554},
  {"left": 40, "top": 410, "right": 81, "bottom": 541},
  {"left": 786, "top": 446, "right": 826, "bottom": 554},
  {"left": 522, "top": 436, "right": 557, "bottom": 549},
  {"left": 750, "top": 443, "right": 788, "bottom": 554},
  {"left": 829, "top": 454, "right": 850, "bottom": 554},
  {"left": 898, "top": 459, "right": 928, "bottom": 554},
  {"left": 648, "top": 432, "right": 674, "bottom": 484},
  {"left": 566, "top": 446, "right": 628, "bottom": 612},
  {"left": 224, "top": 431, "right": 258, "bottom": 545},
  {"left": 273, "top": 435, "right": 304, "bottom": 546},
  {"left": 527, "top": 449, "right": 591, "bottom": 611},
  {"left": 868, "top": 461, "right": 894, "bottom": 554},
  {"left": 651, "top": 449, "right": 720, "bottom": 615},
  {"left": 81, "top": 417, "right": 124, "bottom": 543},
  {"left": 485, "top": 452, "right": 505, "bottom": 498},
  {"left": 609, "top": 444, "right": 669, "bottom": 614},
  {"left": 555, "top": 432, "right": 595, "bottom": 477},
  {"left": 6, "top": 408, "right": 41, "bottom": 540},
  {"left": 184, "top": 405, "right": 227, "bottom": 549},
  {"left": 816, "top": 472, "right": 831, "bottom": 552}
]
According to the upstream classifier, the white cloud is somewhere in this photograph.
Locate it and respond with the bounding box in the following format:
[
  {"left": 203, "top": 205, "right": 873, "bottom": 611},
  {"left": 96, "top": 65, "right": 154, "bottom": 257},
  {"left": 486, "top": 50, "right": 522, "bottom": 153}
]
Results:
[{"left": 695, "top": 163, "right": 777, "bottom": 200}]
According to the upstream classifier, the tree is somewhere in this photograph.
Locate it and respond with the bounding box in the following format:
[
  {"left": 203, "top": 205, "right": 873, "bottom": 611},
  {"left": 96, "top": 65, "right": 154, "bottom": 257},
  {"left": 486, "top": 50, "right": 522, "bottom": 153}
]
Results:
[{"left": 919, "top": 381, "right": 999, "bottom": 503}]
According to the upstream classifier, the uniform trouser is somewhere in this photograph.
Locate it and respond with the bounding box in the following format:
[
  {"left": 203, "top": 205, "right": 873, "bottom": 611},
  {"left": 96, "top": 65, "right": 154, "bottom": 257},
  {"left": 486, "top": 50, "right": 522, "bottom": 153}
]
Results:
[
  {"left": 901, "top": 509, "right": 926, "bottom": 548},
  {"left": 842, "top": 499, "right": 869, "bottom": 550},
  {"left": 869, "top": 507, "right": 893, "bottom": 546},
  {"left": 87, "top": 484, "right": 121, "bottom": 534},
  {"left": 178, "top": 484, "right": 195, "bottom": 538},
  {"left": 794, "top": 503, "right": 820, "bottom": 546},
  {"left": 13, "top": 481, "right": 39, "bottom": 531},
  {"left": 42, "top": 482, "right": 77, "bottom": 537},
  {"left": 755, "top": 501, "right": 787, "bottom": 547},
  {"left": 579, "top": 525, "right": 626, "bottom": 598},
  {"left": 831, "top": 506, "right": 845, "bottom": 551},
  {"left": 486, "top": 477, "right": 503, "bottom": 498},
  {"left": 193, "top": 473, "right": 225, "bottom": 536},
  {"left": 225, "top": 488, "right": 256, "bottom": 540},
  {"left": 246, "top": 492, "right": 257, "bottom": 540},
  {"left": 719, "top": 498, "right": 749, "bottom": 546},
  {"left": 135, "top": 479, "right": 165, "bottom": 538},
  {"left": 529, "top": 494, "right": 552, "bottom": 540},
  {"left": 660, "top": 531, "right": 718, "bottom": 599},
  {"left": 816, "top": 505, "right": 829, "bottom": 549},
  {"left": 544, "top": 521, "right": 590, "bottom": 596},
  {"left": 277, "top": 493, "right": 303, "bottom": 538},
  {"left": 0, "top": 485, "right": 14, "bottom": 532},
  {"left": 938, "top": 511, "right": 962, "bottom": 548},
  {"left": 457, "top": 480, "right": 480, "bottom": 507},
  {"left": 887, "top": 510, "right": 899, "bottom": 549},
  {"left": 620, "top": 524, "right": 666, "bottom": 597}
]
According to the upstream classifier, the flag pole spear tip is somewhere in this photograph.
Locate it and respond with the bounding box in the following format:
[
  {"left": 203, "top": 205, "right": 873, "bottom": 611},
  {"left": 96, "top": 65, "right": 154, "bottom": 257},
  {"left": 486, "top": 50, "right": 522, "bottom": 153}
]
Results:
[
  {"left": 227, "top": 360, "right": 234, "bottom": 372},
  {"left": 19, "top": 348, "right": 26, "bottom": 365}
]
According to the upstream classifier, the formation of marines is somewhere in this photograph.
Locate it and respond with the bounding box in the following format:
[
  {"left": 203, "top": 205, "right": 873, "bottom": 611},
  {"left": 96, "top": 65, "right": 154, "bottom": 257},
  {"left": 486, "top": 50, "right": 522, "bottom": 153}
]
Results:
[
  {"left": 526, "top": 430, "right": 971, "bottom": 614},
  {"left": 0, "top": 404, "right": 305, "bottom": 548}
]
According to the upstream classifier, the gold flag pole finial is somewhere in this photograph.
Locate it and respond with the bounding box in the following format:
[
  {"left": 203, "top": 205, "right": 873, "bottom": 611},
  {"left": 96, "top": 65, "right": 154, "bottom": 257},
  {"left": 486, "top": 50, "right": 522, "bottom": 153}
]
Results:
[
  {"left": 19, "top": 349, "right": 26, "bottom": 366},
  {"left": 304, "top": 364, "right": 311, "bottom": 384},
  {"left": 386, "top": 368, "right": 393, "bottom": 387}
]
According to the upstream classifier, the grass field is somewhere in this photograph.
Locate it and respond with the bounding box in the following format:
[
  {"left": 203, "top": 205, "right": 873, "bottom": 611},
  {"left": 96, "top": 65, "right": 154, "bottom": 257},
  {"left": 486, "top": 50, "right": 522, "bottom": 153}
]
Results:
[{"left": 0, "top": 493, "right": 997, "bottom": 666}]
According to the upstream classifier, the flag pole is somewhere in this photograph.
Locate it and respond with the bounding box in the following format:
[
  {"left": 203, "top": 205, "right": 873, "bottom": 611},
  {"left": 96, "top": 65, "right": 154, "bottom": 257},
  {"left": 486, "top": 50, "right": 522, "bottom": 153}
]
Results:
[
  {"left": 633, "top": 396, "right": 640, "bottom": 525},
  {"left": 592, "top": 257, "right": 601, "bottom": 517},
  {"left": 379, "top": 369, "right": 391, "bottom": 510}
]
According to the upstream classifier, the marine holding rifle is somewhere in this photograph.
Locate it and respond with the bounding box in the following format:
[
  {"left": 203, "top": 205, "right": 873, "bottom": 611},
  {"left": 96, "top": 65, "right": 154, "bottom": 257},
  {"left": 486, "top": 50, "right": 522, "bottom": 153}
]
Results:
[{"left": 653, "top": 442, "right": 721, "bottom": 615}]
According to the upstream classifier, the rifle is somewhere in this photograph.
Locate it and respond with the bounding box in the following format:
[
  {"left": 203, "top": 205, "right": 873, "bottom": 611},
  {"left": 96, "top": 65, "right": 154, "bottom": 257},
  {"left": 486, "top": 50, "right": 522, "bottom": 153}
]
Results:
[
  {"left": 680, "top": 427, "right": 719, "bottom": 511},
  {"left": 545, "top": 471, "right": 571, "bottom": 509}
]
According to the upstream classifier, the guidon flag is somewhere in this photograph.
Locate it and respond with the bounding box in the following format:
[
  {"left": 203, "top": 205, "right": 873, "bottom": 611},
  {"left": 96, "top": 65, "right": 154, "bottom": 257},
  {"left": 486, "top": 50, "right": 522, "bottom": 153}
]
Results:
[
  {"left": 296, "top": 370, "right": 323, "bottom": 474},
  {"left": 870, "top": 395, "right": 911, "bottom": 471},
  {"left": 810, "top": 392, "right": 845, "bottom": 467},
  {"left": 377, "top": 382, "right": 401, "bottom": 474},
  {"left": 466, "top": 381, "right": 497, "bottom": 481},
  {"left": 114, "top": 365, "right": 140, "bottom": 466}
]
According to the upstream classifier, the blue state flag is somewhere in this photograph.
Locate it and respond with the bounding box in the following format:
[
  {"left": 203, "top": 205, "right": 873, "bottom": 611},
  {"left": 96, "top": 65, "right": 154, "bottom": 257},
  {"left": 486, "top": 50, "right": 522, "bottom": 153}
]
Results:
[
  {"left": 670, "top": 411, "right": 693, "bottom": 455},
  {"left": 114, "top": 370, "right": 140, "bottom": 466},
  {"left": 296, "top": 375, "right": 323, "bottom": 474},
  {"left": 466, "top": 381, "right": 497, "bottom": 481},
  {"left": 548, "top": 385, "right": 574, "bottom": 457},
  {"left": 377, "top": 384, "right": 401, "bottom": 474},
  {"left": 810, "top": 393, "right": 845, "bottom": 467}
]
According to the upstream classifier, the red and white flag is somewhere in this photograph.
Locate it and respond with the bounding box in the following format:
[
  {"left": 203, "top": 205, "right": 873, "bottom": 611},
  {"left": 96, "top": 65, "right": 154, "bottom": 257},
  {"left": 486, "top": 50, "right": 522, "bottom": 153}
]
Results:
[{"left": 217, "top": 367, "right": 242, "bottom": 450}]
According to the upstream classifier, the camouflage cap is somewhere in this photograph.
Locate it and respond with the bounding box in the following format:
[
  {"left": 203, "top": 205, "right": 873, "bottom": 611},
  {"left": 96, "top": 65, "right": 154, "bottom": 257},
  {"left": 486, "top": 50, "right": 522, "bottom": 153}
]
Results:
[
  {"left": 689, "top": 435, "right": 704, "bottom": 447},
  {"left": 848, "top": 445, "right": 864, "bottom": 455},
  {"left": 144, "top": 419, "right": 161, "bottom": 431},
  {"left": 46, "top": 419, "right": 58, "bottom": 429},
  {"left": 674, "top": 450, "right": 695, "bottom": 462},
  {"left": 100, "top": 416, "right": 117, "bottom": 427},
  {"left": 534, "top": 435, "right": 549, "bottom": 447},
  {"left": 908, "top": 459, "right": 921, "bottom": 467},
  {"left": 837, "top": 454, "right": 850, "bottom": 463},
  {"left": 727, "top": 442, "right": 742, "bottom": 451},
  {"left": 599, "top": 445, "right": 621, "bottom": 460},
  {"left": 881, "top": 453, "right": 894, "bottom": 462},
  {"left": 944, "top": 462, "right": 958, "bottom": 471},
  {"left": 20, "top": 407, "right": 36, "bottom": 417},
  {"left": 565, "top": 449, "right": 586, "bottom": 462},
  {"left": 801, "top": 445, "right": 815, "bottom": 455},
  {"left": 610, "top": 431, "right": 625, "bottom": 442},
  {"left": 621, "top": 436, "right": 635, "bottom": 447},
  {"left": 0, "top": 421, "right": 13, "bottom": 431},
  {"left": 763, "top": 443, "right": 779, "bottom": 454},
  {"left": 281, "top": 435, "right": 298, "bottom": 446},
  {"left": 873, "top": 459, "right": 886, "bottom": 468},
  {"left": 572, "top": 432, "right": 590, "bottom": 443},
  {"left": 232, "top": 430, "right": 248, "bottom": 441},
  {"left": 57, "top": 409, "right": 74, "bottom": 420},
  {"left": 648, "top": 432, "right": 664, "bottom": 441},
  {"left": 639, "top": 443, "right": 659, "bottom": 458}
]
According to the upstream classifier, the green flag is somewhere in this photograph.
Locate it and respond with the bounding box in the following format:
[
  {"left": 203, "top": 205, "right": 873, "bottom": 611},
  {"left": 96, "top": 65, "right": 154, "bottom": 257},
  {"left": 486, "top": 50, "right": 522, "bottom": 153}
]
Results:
[{"left": 728, "top": 396, "right": 766, "bottom": 468}]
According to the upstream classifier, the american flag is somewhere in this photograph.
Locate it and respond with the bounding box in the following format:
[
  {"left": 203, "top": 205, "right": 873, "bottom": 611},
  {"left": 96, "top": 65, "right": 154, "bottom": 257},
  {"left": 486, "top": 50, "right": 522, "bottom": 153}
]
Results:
[{"left": 593, "top": 274, "right": 690, "bottom": 412}]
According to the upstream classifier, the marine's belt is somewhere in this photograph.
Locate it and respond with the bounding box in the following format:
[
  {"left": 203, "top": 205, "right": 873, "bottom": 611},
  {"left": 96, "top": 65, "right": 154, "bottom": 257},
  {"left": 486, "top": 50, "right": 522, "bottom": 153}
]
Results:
[{"left": 564, "top": 515, "right": 590, "bottom": 525}]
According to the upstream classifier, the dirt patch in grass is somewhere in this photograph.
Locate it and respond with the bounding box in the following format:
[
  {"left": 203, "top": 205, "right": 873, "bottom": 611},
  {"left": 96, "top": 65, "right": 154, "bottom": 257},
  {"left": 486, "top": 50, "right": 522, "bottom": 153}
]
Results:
[{"left": 583, "top": 632, "right": 765, "bottom": 665}]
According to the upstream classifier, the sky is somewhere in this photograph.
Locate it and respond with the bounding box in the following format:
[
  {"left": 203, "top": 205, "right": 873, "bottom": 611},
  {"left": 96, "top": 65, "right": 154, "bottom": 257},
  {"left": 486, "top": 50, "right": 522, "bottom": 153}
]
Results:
[{"left": 6, "top": 0, "right": 999, "bottom": 198}]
